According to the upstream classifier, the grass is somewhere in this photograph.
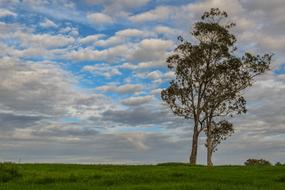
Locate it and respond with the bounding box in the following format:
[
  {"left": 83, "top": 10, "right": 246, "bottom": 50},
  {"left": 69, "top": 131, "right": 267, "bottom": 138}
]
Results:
[{"left": 0, "top": 163, "right": 284, "bottom": 190}]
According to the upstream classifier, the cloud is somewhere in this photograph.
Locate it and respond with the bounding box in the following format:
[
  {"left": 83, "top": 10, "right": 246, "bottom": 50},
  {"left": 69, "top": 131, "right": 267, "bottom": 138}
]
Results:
[
  {"left": 86, "top": 0, "right": 149, "bottom": 8},
  {"left": 0, "top": 8, "right": 17, "bottom": 17},
  {"left": 121, "top": 95, "right": 153, "bottom": 106},
  {"left": 154, "top": 25, "right": 181, "bottom": 36},
  {"left": 96, "top": 28, "right": 150, "bottom": 47},
  {"left": 66, "top": 45, "right": 129, "bottom": 62},
  {"left": 120, "top": 132, "right": 150, "bottom": 150},
  {"left": 240, "top": 32, "right": 285, "bottom": 54},
  {"left": 87, "top": 12, "right": 114, "bottom": 25},
  {"left": 40, "top": 18, "right": 57, "bottom": 28},
  {"left": 0, "top": 58, "right": 76, "bottom": 116},
  {"left": 129, "top": 6, "right": 171, "bottom": 23},
  {"left": 86, "top": 0, "right": 150, "bottom": 14},
  {"left": 15, "top": 31, "right": 75, "bottom": 48},
  {"left": 0, "top": 113, "right": 44, "bottom": 130},
  {"left": 82, "top": 64, "right": 122, "bottom": 78},
  {"left": 80, "top": 34, "right": 105, "bottom": 45},
  {"left": 146, "top": 70, "right": 162, "bottom": 80},
  {"left": 102, "top": 107, "right": 168, "bottom": 126},
  {"left": 14, "top": 0, "right": 85, "bottom": 24},
  {"left": 96, "top": 84, "right": 142, "bottom": 94},
  {"left": 128, "top": 38, "right": 173, "bottom": 62},
  {"left": 31, "top": 123, "right": 99, "bottom": 138}
]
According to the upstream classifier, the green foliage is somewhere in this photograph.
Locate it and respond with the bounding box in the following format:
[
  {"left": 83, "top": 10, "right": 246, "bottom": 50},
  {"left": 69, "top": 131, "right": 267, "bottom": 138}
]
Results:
[
  {"left": 205, "top": 120, "right": 234, "bottom": 153},
  {"left": 244, "top": 159, "right": 272, "bottom": 166},
  {"left": 0, "top": 162, "right": 22, "bottom": 183},
  {"left": 275, "top": 162, "right": 284, "bottom": 166},
  {"left": 275, "top": 175, "right": 285, "bottom": 183},
  {"left": 156, "top": 162, "right": 190, "bottom": 166},
  {"left": 161, "top": 8, "right": 272, "bottom": 165},
  {"left": 0, "top": 164, "right": 284, "bottom": 189}
]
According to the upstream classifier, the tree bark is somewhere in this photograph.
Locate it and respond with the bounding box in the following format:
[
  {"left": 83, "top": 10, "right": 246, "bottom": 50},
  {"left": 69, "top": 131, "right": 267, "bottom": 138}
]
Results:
[
  {"left": 207, "top": 136, "right": 213, "bottom": 166},
  {"left": 189, "top": 124, "right": 199, "bottom": 165},
  {"left": 206, "top": 122, "right": 213, "bottom": 166}
]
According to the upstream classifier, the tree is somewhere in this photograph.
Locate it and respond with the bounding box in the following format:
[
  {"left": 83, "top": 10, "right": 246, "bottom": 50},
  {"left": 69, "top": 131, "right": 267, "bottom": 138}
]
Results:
[
  {"left": 204, "top": 120, "right": 234, "bottom": 166},
  {"left": 161, "top": 8, "right": 272, "bottom": 165},
  {"left": 244, "top": 159, "right": 272, "bottom": 166}
]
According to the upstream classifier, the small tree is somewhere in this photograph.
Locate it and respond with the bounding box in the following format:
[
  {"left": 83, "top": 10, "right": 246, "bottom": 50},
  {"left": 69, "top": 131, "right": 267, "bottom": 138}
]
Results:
[
  {"left": 204, "top": 120, "right": 234, "bottom": 165},
  {"left": 161, "top": 8, "right": 272, "bottom": 165},
  {"left": 244, "top": 159, "right": 272, "bottom": 166}
]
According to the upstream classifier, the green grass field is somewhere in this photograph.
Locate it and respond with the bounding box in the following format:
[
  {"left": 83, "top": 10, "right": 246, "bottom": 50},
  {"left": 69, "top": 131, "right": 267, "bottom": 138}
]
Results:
[{"left": 0, "top": 163, "right": 285, "bottom": 190}]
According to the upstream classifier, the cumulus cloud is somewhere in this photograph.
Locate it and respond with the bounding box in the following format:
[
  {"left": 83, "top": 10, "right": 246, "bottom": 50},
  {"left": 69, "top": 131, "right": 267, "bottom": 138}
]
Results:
[
  {"left": 121, "top": 95, "right": 153, "bottom": 106},
  {"left": 15, "top": 31, "right": 75, "bottom": 48},
  {"left": 0, "top": 8, "right": 17, "bottom": 17},
  {"left": 102, "top": 107, "right": 168, "bottom": 126},
  {"left": 40, "top": 18, "right": 57, "bottom": 28},
  {"left": 86, "top": 0, "right": 150, "bottom": 15},
  {"left": 0, "top": 58, "right": 76, "bottom": 116},
  {"left": 0, "top": 113, "right": 44, "bottom": 131},
  {"left": 66, "top": 45, "right": 129, "bottom": 62},
  {"left": 80, "top": 34, "right": 105, "bottom": 45},
  {"left": 82, "top": 64, "right": 122, "bottom": 78},
  {"left": 129, "top": 6, "right": 171, "bottom": 23},
  {"left": 128, "top": 38, "right": 173, "bottom": 62},
  {"left": 96, "top": 28, "right": 151, "bottom": 47},
  {"left": 146, "top": 70, "right": 162, "bottom": 80},
  {"left": 96, "top": 84, "right": 142, "bottom": 94},
  {"left": 87, "top": 12, "right": 114, "bottom": 25}
]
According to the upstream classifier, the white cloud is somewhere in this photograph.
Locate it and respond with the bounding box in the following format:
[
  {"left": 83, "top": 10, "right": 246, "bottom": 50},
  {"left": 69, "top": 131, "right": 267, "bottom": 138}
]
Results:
[
  {"left": 151, "top": 88, "right": 163, "bottom": 95},
  {"left": 146, "top": 70, "right": 162, "bottom": 80},
  {"left": 121, "top": 95, "right": 153, "bottom": 106},
  {"left": 129, "top": 6, "right": 171, "bottom": 23},
  {"left": 128, "top": 38, "right": 173, "bottom": 62},
  {"left": 0, "top": 8, "right": 17, "bottom": 17},
  {"left": 40, "top": 18, "right": 57, "bottom": 28},
  {"left": 96, "top": 28, "right": 150, "bottom": 47},
  {"left": 116, "top": 28, "right": 146, "bottom": 37},
  {"left": 82, "top": 64, "right": 122, "bottom": 78},
  {"left": 80, "top": 34, "right": 105, "bottom": 45},
  {"left": 15, "top": 31, "right": 75, "bottom": 48},
  {"left": 66, "top": 45, "right": 129, "bottom": 62},
  {"left": 96, "top": 84, "right": 142, "bottom": 94},
  {"left": 154, "top": 26, "right": 179, "bottom": 35},
  {"left": 87, "top": 12, "right": 113, "bottom": 25},
  {"left": 120, "top": 132, "right": 150, "bottom": 150},
  {"left": 0, "top": 58, "right": 76, "bottom": 116},
  {"left": 86, "top": 0, "right": 150, "bottom": 14}
]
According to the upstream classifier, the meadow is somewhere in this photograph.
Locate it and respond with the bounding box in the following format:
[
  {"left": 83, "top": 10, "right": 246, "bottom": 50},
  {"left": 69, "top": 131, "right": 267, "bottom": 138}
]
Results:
[{"left": 0, "top": 163, "right": 285, "bottom": 190}]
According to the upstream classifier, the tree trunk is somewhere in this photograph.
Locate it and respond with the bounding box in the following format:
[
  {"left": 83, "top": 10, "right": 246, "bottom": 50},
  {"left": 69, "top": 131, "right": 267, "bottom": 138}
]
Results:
[
  {"left": 206, "top": 121, "right": 213, "bottom": 166},
  {"left": 189, "top": 124, "right": 199, "bottom": 165},
  {"left": 207, "top": 136, "right": 213, "bottom": 166}
]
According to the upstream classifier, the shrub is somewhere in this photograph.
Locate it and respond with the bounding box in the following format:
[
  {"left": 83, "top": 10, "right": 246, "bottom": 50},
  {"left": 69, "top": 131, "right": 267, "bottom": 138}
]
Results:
[
  {"left": 275, "top": 175, "right": 285, "bottom": 183},
  {"left": 0, "top": 162, "right": 22, "bottom": 182},
  {"left": 244, "top": 159, "right": 271, "bottom": 166},
  {"left": 156, "top": 162, "right": 189, "bottom": 166},
  {"left": 275, "top": 162, "right": 284, "bottom": 166}
]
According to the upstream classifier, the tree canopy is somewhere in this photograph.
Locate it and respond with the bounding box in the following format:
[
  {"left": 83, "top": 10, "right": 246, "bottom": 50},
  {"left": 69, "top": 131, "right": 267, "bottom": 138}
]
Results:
[{"left": 161, "top": 8, "right": 272, "bottom": 166}]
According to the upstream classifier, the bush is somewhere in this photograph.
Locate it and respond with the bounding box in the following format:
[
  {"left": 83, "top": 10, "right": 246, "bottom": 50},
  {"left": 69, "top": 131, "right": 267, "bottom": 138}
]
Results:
[
  {"left": 156, "top": 162, "right": 189, "bottom": 166},
  {"left": 275, "top": 162, "right": 284, "bottom": 166},
  {"left": 0, "top": 162, "right": 22, "bottom": 182},
  {"left": 244, "top": 159, "right": 271, "bottom": 166}
]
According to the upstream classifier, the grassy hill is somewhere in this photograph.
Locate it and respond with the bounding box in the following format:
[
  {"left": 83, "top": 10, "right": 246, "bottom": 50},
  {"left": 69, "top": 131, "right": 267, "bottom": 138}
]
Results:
[{"left": 0, "top": 163, "right": 285, "bottom": 190}]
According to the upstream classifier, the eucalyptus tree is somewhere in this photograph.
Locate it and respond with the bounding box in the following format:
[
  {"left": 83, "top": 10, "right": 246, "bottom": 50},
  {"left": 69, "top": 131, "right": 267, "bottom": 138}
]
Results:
[{"left": 161, "top": 8, "right": 272, "bottom": 165}]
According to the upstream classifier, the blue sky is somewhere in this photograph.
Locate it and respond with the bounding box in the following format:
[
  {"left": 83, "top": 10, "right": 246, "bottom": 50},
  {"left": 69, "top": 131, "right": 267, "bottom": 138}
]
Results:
[{"left": 0, "top": 0, "right": 285, "bottom": 164}]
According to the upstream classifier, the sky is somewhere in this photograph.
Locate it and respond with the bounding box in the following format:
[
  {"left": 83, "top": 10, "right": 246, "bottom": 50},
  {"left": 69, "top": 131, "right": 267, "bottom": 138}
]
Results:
[{"left": 0, "top": 0, "right": 285, "bottom": 165}]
